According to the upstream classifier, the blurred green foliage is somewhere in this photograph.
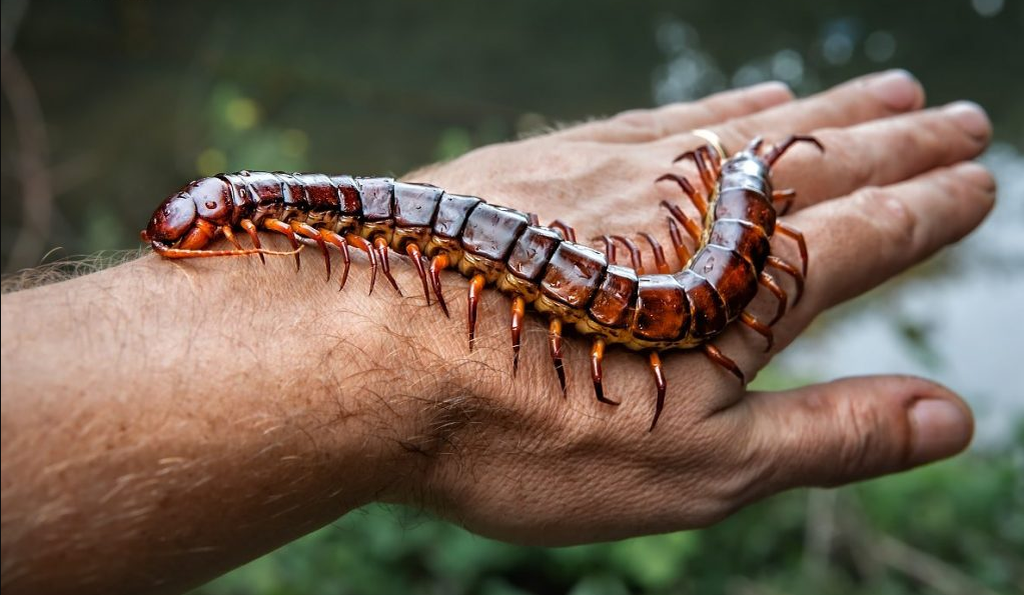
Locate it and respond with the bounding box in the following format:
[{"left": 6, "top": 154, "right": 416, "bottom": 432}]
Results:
[{"left": 195, "top": 424, "right": 1022, "bottom": 595}]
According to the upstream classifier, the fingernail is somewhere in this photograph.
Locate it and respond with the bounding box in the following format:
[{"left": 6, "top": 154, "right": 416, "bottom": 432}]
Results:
[
  {"left": 907, "top": 399, "right": 973, "bottom": 465},
  {"left": 944, "top": 101, "right": 992, "bottom": 140},
  {"left": 867, "top": 70, "right": 921, "bottom": 111}
]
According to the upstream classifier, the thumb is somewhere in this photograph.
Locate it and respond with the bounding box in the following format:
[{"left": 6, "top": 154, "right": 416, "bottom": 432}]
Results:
[{"left": 738, "top": 375, "right": 974, "bottom": 491}]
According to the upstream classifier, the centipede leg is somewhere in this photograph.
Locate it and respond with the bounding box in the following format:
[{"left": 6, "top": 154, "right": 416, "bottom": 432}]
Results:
[
  {"left": 292, "top": 221, "right": 331, "bottom": 281},
  {"left": 763, "top": 134, "right": 824, "bottom": 166},
  {"left": 429, "top": 253, "right": 450, "bottom": 317},
  {"left": 611, "top": 235, "right": 645, "bottom": 274},
  {"left": 590, "top": 338, "right": 619, "bottom": 406},
  {"left": 598, "top": 235, "right": 617, "bottom": 264},
  {"left": 221, "top": 226, "right": 244, "bottom": 251},
  {"left": 264, "top": 218, "right": 302, "bottom": 270},
  {"left": 648, "top": 351, "right": 666, "bottom": 432},
  {"left": 666, "top": 217, "right": 692, "bottom": 267},
  {"left": 661, "top": 201, "right": 704, "bottom": 244},
  {"left": 740, "top": 312, "right": 774, "bottom": 351},
  {"left": 766, "top": 255, "right": 804, "bottom": 305},
  {"left": 403, "top": 244, "right": 431, "bottom": 305},
  {"left": 548, "top": 318, "right": 567, "bottom": 397},
  {"left": 321, "top": 230, "right": 351, "bottom": 290},
  {"left": 702, "top": 343, "right": 745, "bottom": 383},
  {"left": 674, "top": 149, "right": 715, "bottom": 195},
  {"left": 775, "top": 222, "right": 808, "bottom": 277},
  {"left": 467, "top": 273, "right": 485, "bottom": 351},
  {"left": 772, "top": 189, "right": 797, "bottom": 216},
  {"left": 346, "top": 234, "right": 377, "bottom": 295},
  {"left": 239, "top": 219, "right": 265, "bottom": 264},
  {"left": 550, "top": 219, "right": 578, "bottom": 242},
  {"left": 510, "top": 295, "right": 525, "bottom": 375},
  {"left": 656, "top": 173, "right": 707, "bottom": 218},
  {"left": 373, "top": 237, "right": 403, "bottom": 296},
  {"left": 639, "top": 232, "right": 670, "bottom": 274},
  {"left": 759, "top": 271, "right": 788, "bottom": 325}
]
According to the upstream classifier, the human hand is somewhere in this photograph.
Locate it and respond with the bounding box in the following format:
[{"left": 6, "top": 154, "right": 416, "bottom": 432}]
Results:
[{"left": 383, "top": 70, "right": 995, "bottom": 544}]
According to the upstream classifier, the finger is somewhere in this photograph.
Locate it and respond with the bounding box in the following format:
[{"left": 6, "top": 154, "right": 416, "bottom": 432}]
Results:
[
  {"left": 787, "top": 161, "right": 995, "bottom": 316},
  {"left": 771, "top": 101, "right": 992, "bottom": 211},
  {"left": 731, "top": 375, "right": 973, "bottom": 493},
  {"left": 654, "top": 69, "right": 924, "bottom": 157},
  {"left": 556, "top": 81, "right": 794, "bottom": 143}
]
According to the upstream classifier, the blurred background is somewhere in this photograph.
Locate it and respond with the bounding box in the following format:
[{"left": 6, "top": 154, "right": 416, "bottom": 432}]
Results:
[{"left": 2, "top": 0, "right": 1021, "bottom": 593}]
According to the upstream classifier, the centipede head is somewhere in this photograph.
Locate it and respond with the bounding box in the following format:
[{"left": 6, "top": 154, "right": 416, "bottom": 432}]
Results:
[{"left": 142, "top": 177, "right": 233, "bottom": 251}]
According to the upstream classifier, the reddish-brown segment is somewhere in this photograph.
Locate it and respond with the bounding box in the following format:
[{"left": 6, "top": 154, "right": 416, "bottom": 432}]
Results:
[
  {"left": 511, "top": 295, "right": 525, "bottom": 375},
  {"left": 405, "top": 243, "right": 431, "bottom": 305},
  {"left": 142, "top": 133, "right": 819, "bottom": 431},
  {"left": 264, "top": 218, "right": 302, "bottom": 270},
  {"left": 429, "top": 253, "right": 450, "bottom": 317},
  {"left": 648, "top": 351, "right": 666, "bottom": 432},
  {"left": 590, "top": 338, "right": 619, "bottom": 406},
  {"left": 467, "top": 273, "right": 486, "bottom": 351},
  {"left": 548, "top": 318, "right": 567, "bottom": 397}
]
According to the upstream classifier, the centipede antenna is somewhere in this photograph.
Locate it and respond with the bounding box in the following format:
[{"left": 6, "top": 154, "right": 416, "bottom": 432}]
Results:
[
  {"left": 764, "top": 135, "right": 824, "bottom": 166},
  {"left": 640, "top": 232, "right": 670, "bottom": 274},
  {"left": 321, "top": 230, "right": 351, "bottom": 290},
  {"left": 548, "top": 318, "right": 567, "bottom": 397},
  {"left": 346, "top": 234, "right": 377, "bottom": 295},
  {"left": 373, "top": 237, "right": 403, "bottom": 296},
  {"left": 702, "top": 343, "right": 745, "bottom": 383},
  {"left": 239, "top": 219, "right": 265, "bottom": 264},
  {"left": 611, "top": 235, "right": 645, "bottom": 274},
  {"left": 467, "top": 274, "right": 486, "bottom": 351},
  {"left": 648, "top": 351, "right": 666, "bottom": 432},
  {"left": 511, "top": 296, "right": 525, "bottom": 376},
  {"left": 405, "top": 243, "right": 431, "bottom": 305},
  {"left": 150, "top": 241, "right": 303, "bottom": 259},
  {"left": 758, "top": 271, "right": 788, "bottom": 326},
  {"left": 264, "top": 218, "right": 302, "bottom": 270},
  {"left": 590, "top": 338, "right": 619, "bottom": 405},
  {"left": 429, "top": 253, "right": 450, "bottom": 317},
  {"left": 774, "top": 222, "right": 809, "bottom": 277}
]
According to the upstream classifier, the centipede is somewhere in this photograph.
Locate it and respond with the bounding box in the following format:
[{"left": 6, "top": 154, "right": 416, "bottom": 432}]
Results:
[{"left": 141, "top": 134, "right": 822, "bottom": 430}]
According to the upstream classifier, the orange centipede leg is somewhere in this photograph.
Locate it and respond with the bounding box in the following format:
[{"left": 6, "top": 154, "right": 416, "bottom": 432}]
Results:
[
  {"left": 774, "top": 222, "right": 809, "bottom": 277},
  {"left": 740, "top": 312, "right": 774, "bottom": 352},
  {"left": 221, "top": 225, "right": 244, "bottom": 251},
  {"left": 429, "top": 253, "right": 450, "bottom": 317},
  {"left": 758, "top": 271, "right": 788, "bottom": 326},
  {"left": 661, "top": 200, "right": 704, "bottom": 244},
  {"left": 702, "top": 343, "right": 745, "bottom": 383},
  {"left": 674, "top": 149, "right": 715, "bottom": 195},
  {"left": 611, "top": 235, "right": 645, "bottom": 274},
  {"left": 264, "top": 218, "right": 302, "bottom": 270},
  {"left": 766, "top": 255, "right": 804, "bottom": 305},
  {"left": 550, "top": 219, "right": 578, "bottom": 242},
  {"left": 598, "top": 235, "right": 617, "bottom": 264},
  {"left": 292, "top": 221, "right": 331, "bottom": 281},
  {"left": 320, "top": 229, "right": 351, "bottom": 290},
  {"left": 666, "top": 217, "right": 692, "bottom": 268},
  {"left": 648, "top": 351, "right": 666, "bottom": 432},
  {"left": 656, "top": 172, "right": 707, "bottom": 218},
  {"left": 640, "top": 232, "right": 670, "bottom": 274},
  {"left": 467, "top": 273, "right": 486, "bottom": 351},
  {"left": 373, "top": 236, "right": 403, "bottom": 296},
  {"left": 548, "top": 318, "right": 567, "bottom": 397},
  {"left": 772, "top": 188, "right": 797, "bottom": 216},
  {"left": 239, "top": 218, "right": 265, "bottom": 264},
  {"left": 590, "top": 338, "right": 619, "bottom": 406},
  {"left": 510, "top": 295, "right": 525, "bottom": 375},
  {"left": 346, "top": 234, "right": 378, "bottom": 295},
  {"left": 405, "top": 243, "right": 431, "bottom": 305}
]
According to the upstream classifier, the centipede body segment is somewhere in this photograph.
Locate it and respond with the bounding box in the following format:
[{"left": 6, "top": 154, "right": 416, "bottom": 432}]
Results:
[{"left": 142, "top": 135, "right": 822, "bottom": 430}]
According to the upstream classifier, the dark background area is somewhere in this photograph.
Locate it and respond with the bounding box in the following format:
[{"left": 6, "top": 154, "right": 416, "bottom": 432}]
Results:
[{"left": 2, "top": 1, "right": 1021, "bottom": 593}]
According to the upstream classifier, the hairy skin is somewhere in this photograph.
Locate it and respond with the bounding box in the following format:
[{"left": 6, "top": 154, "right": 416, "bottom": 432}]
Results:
[{"left": 0, "top": 70, "right": 995, "bottom": 594}]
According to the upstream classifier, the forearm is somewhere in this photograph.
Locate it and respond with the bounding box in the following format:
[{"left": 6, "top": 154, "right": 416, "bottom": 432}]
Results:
[{"left": 0, "top": 250, "right": 430, "bottom": 594}]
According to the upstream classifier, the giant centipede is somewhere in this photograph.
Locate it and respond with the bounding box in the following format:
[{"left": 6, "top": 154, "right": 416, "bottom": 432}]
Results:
[{"left": 141, "top": 134, "right": 822, "bottom": 430}]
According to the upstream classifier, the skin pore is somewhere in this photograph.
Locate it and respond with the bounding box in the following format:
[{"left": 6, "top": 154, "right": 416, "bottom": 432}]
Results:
[{"left": 1, "top": 70, "right": 995, "bottom": 594}]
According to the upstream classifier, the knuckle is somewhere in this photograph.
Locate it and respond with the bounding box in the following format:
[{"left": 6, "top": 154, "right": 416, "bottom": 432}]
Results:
[{"left": 854, "top": 186, "right": 918, "bottom": 251}]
